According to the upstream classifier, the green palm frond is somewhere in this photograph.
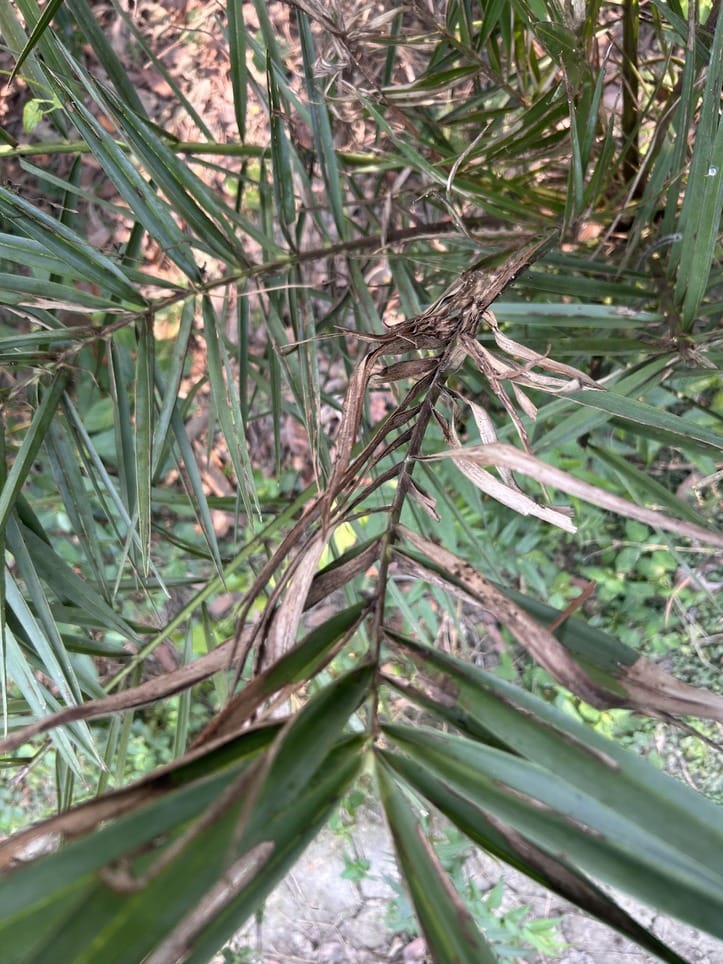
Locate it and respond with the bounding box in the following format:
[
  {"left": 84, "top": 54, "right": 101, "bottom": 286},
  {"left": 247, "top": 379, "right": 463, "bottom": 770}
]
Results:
[{"left": 1, "top": 1, "right": 721, "bottom": 962}]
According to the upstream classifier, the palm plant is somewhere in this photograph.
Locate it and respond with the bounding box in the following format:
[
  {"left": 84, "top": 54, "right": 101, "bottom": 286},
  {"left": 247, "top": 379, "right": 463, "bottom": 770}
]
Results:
[{"left": 0, "top": 1, "right": 721, "bottom": 961}]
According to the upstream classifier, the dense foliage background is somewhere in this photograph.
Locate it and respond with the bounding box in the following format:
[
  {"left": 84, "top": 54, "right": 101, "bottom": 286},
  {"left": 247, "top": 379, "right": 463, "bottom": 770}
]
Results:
[{"left": 0, "top": 1, "right": 722, "bottom": 961}]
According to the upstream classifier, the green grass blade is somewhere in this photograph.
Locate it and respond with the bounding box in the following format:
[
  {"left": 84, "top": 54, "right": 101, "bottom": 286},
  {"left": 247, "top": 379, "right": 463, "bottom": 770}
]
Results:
[
  {"left": 384, "top": 636, "right": 723, "bottom": 872},
  {"left": 7, "top": 0, "right": 64, "bottom": 84},
  {"left": 0, "top": 0, "right": 68, "bottom": 134},
  {"left": 297, "top": 11, "right": 348, "bottom": 238},
  {"left": 532, "top": 355, "right": 680, "bottom": 451},
  {"left": 63, "top": 0, "right": 147, "bottom": 117},
  {"left": 672, "top": 13, "right": 723, "bottom": 328},
  {"left": 14, "top": 522, "right": 138, "bottom": 640},
  {"left": 166, "top": 405, "right": 224, "bottom": 578},
  {"left": 0, "top": 187, "right": 146, "bottom": 308},
  {"left": 566, "top": 388, "right": 723, "bottom": 455},
  {"left": 0, "top": 669, "right": 370, "bottom": 963},
  {"left": 93, "top": 85, "right": 247, "bottom": 266},
  {"left": 226, "top": 0, "right": 248, "bottom": 139},
  {"left": 267, "top": 58, "right": 298, "bottom": 236},
  {"left": 380, "top": 747, "right": 690, "bottom": 964},
  {"left": 384, "top": 724, "right": 723, "bottom": 937},
  {"left": 184, "top": 737, "right": 364, "bottom": 964},
  {"left": 50, "top": 65, "right": 202, "bottom": 283},
  {"left": 152, "top": 298, "right": 195, "bottom": 477},
  {"left": 5, "top": 525, "right": 83, "bottom": 706},
  {"left": 0, "top": 373, "right": 67, "bottom": 536},
  {"left": 1, "top": 622, "right": 87, "bottom": 778},
  {"left": 376, "top": 756, "right": 498, "bottom": 964},
  {"left": 201, "top": 295, "right": 259, "bottom": 522},
  {"left": 135, "top": 318, "right": 154, "bottom": 576},
  {"left": 589, "top": 442, "right": 712, "bottom": 527}
]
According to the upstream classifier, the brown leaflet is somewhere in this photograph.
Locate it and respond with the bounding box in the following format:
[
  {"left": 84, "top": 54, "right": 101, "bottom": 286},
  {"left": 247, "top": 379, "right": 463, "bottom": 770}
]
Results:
[
  {"left": 0, "top": 626, "right": 255, "bottom": 758},
  {"left": 226, "top": 501, "right": 325, "bottom": 675},
  {"left": 463, "top": 336, "right": 522, "bottom": 380},
  {"left": 0, "top": 721, "right": 280, "bottom": 873},
  {"left": 393, "top": 529, "right": 723, "bottom": 723},
  {"left": 439, "top": 390, "right": 517, "bottom": 486},
  {"left": 406, "top": 477, "right": 440, "bottom": 521},
  {"left": 460, "top": 335, "right": 531, "bottom": 447},
  {"left": 394, "top": 525, "right": 617, "bottom": 708},
  {"left": 461, "top": 232, "right": 558, "bottom": 312},
  {"left": 362, "top": 234, "right": 557, "bottom": 364},
  {"left": 442, "top": 442, "right": 723, "bottom": 548},
  {"left": 436, "top": 396, "right": 574, "bottom": 529},
  {"left": 263, "top": 534, "right": 329, "bottom": 669},
  {"left": 305, "top": 540, "right": 381, "bottom": 610},
  {"left": 337, "top": 375, "right": 429, "bottom": 490},
  {"left": 621, "top": 658, "right": 723, "bottom": 723},
  {"left": 407, "top": 231, "right": 558, "bottom": 336},
  {"left": 546, "top": 581, "right": 596, "bottom": 632},
  {"left": 341, "top": 424, "right": 417, "bottom": 491},
  {"left": 192, "top": 605, "right": 367, "bottom": 747},
  {"left": 328, "top": 235, "right": 560, "bottom": 518},
  {"left": 225, "top": 345, "right": 408, "bottom": 680},
  {"left": 189, "top": 673, "right": 291, "bottom": 749},
  {"left": 326, "top": 348, "right": 381, "bottom": 499},
  {"left": 370, "top": 358, "right": 438, "bottom": 385},
  {"left": 447, "top": 454, "right": 577, "bottom": 532},
  {"left": 457, "top": 394, "right": 498, "bottom": 446},
  {"left": 511, "top": 384, "right": 538, "bottom": 419},
  {"left": 462, "top": 333, "right": 582, "bottom": 396},
  {"left": 341, "top": 460, "right": 407, "bottom": 518},
  {"left": 356, "top": 330, "right": 448, "bottom": 354},
  {"left": 484, "top": 309, "right": 600, "bottom": 390},
  {"left": 143, "top": 842, "right": 275, "bottom": 964}
]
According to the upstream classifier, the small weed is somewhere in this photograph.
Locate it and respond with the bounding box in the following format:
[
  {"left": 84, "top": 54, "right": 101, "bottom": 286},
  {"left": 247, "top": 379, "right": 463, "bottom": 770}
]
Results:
[
  {"left": 219, "top": 947, "right": 254, "bottom": 963},
  {"left": 340, "top": 851, "right": 372, "bottom": 882}
]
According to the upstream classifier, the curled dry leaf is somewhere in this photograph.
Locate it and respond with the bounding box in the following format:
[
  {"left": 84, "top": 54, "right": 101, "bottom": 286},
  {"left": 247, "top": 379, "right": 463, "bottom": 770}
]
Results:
[
  {"left": 440, "top": 392, "right": 520, "bottom": 491},
  {"left": 393, "top": 526, "right": 723, "bottom": 723},
  {"left": 327, "top": 350, "right": 379, "bottom": 496},
  {"left": 406, "top": 476, "right": 440, "bottom": 521},
  {"left": 484, "top": 309, "right": 601, "bottom": 390},
  {"left": 305, "top": 538, "right": 381, "bottom": 610},
  {"left": 621, "top": 658, "right": 723, "bottom": 723},
  {"left": 370, "top": 358, "right": 437, "bottom": 385},
  {"left": 0, "top": 627, "right": 254, "bottom": 757},
  {"left": 437, "top": 442, "right": 723, "bottom": 548},
  {"left": 265, "top": 534, "right": 329, "bottom": 668},
  {"left": 462, "top": 395, "right": 499, "bottom": 446},
  {"left": 429, "top": 409, "right": 577, "bottom": 532},
  {"left": 450, "top": 455, "right": 577, "bottom": 532},
  {"left": 462, "top": 333, "right": 590, "bottom": 396},
  {"left": 512, "top": 383, "right": 538, "bottom": 419},
  {"left": 395, "top": 526, "right": 610, "bottom": 706}
]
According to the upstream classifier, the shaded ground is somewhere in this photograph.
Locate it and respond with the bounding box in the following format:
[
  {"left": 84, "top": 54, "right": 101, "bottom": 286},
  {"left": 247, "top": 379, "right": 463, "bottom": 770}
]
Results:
[{"left": 222, "top": 810, "right": 723, "bottom": 964}]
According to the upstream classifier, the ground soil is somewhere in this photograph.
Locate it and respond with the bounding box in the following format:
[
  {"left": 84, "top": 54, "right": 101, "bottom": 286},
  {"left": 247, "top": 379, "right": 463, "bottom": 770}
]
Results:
[{"left": 221, "top": 809, "right": 723, "bottom": 963}]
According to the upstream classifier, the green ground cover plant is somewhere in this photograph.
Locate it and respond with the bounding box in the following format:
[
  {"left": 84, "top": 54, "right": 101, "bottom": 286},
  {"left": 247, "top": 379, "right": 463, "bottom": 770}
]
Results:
[{"left": 0, "top": 1, "right": 722, "bottom": 961}]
